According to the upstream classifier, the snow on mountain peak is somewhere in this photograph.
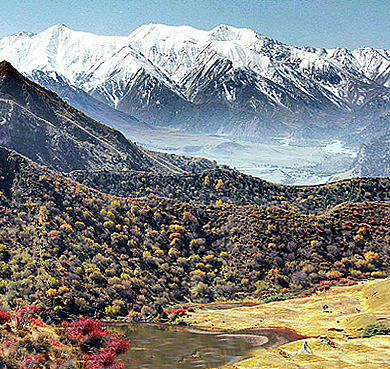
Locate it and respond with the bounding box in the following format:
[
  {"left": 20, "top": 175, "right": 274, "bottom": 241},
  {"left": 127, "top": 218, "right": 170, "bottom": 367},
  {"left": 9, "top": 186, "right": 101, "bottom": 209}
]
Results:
[
  {"left": 50, "top": 23, "right": 69, "bottom": 31},
  {"left": 1, "top": 22, "right": 390, "bottom": 120},
  {"left": 129, "top": 22, "right": 207, "bottom": 45},
  {"left": 351, "top": 47, "right": 390, "bottom": 85},
  {"left": 208, "top": 24, "right": 256, "bottom": 42},
  {"left": 9, "top": 31, "right": 35, "bottom": 40},
  {"left": 0, "top": 31, "right": 35, "bottom": 48},
  {"left": 0, "top": 25, "right": 128, "bottom": 84}
]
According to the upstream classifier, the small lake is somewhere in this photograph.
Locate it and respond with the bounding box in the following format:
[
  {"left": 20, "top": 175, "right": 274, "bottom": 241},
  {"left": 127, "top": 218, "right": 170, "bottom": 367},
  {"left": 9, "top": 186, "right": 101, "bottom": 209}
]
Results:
[{"left": 113, "top": 324, "right": 303, "bottom": 369}]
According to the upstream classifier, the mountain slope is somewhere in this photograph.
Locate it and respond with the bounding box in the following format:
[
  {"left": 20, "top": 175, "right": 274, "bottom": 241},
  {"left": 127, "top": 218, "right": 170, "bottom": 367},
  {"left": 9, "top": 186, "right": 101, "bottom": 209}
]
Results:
[
  {"left": 28, "top": 69, "right": 154, "bottom": 135},
  {"left": 1, "top": 23, "right": 390, "bottom": 137},
  {"left": 0, "top": 61, "right": 217, "bottom": 173},
  {"left": 352, "top": 136, "right": 390, "bottom": 177},
  {"left": 342, "top": 111, "right": 390, "bottom": 177}
]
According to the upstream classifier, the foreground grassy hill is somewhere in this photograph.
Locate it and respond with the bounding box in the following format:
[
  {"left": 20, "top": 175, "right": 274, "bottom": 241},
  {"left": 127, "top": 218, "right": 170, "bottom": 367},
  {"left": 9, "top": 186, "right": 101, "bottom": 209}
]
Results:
[
  {"left": 0, "top": 147, "right": 390, "bottom": 323},
  {"left": 71, "top": 168, "right": 390, "bottom": 215}
]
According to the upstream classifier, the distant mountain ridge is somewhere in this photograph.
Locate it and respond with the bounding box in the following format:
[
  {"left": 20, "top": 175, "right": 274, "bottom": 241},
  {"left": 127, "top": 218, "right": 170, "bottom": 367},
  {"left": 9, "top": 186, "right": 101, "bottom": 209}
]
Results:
[
  {"left": 0, "top": 61, "right": 218, "bottom": 173},
  {"left": 1, "top": 23, "right": 390, "bottom": 138}
]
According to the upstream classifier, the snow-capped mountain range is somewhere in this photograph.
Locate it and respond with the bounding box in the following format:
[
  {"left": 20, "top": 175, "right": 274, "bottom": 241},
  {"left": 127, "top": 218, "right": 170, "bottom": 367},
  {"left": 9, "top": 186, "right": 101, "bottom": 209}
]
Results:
[{"left": 1, "top": 23, "right": 390, "bottom": 138}]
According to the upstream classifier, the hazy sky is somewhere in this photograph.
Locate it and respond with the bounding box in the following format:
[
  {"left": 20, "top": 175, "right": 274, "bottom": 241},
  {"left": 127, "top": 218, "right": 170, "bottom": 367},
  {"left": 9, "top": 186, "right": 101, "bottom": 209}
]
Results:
[{"left": 1, "top": 0, "right": 389, "bottom": 50}]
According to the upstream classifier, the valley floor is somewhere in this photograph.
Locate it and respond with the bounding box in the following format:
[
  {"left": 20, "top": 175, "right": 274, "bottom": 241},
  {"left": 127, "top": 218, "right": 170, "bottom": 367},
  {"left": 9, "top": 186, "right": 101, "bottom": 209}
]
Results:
[
  {"left": 124, "top": 127, "right": 356, "bottom": 185},
  {"left": 186, "top": 279, "right": 390, "bottom": 368}
]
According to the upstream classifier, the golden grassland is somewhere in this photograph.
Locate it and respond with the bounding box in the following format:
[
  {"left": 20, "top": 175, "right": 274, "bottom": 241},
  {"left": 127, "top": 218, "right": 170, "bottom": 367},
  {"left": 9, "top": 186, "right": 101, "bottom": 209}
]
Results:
[{"left": 187, "top": 278, "right": 390, "bottom": 368}]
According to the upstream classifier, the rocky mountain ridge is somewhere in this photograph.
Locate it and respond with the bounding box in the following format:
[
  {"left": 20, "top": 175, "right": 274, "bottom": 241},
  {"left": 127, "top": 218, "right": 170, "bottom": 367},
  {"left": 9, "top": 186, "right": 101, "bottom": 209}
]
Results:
[{"left": 1, "top": 23, "right": 390, "bottom": 138}]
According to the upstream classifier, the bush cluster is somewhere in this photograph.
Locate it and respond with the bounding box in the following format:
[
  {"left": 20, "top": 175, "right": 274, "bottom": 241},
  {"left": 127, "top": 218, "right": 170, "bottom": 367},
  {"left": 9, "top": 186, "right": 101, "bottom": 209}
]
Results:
[{"left": 362, "top": 322, "right": 390, "bottom": 338}]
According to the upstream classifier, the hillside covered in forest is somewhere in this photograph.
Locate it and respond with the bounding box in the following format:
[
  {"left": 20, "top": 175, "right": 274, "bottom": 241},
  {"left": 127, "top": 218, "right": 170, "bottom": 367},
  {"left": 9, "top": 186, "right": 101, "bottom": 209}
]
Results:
[
  {"left": 0, "top": 147, "right": 389, "bottom": 323},
  {"left": 71, "top": 168, "right": 390, "bottom": 215}
]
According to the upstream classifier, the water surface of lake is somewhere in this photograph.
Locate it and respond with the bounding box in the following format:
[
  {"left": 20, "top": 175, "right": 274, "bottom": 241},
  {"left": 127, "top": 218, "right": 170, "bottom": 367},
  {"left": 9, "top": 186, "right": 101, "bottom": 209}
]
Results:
[{"left": 114, "top": 324, "right": 302, "bottom": 369}]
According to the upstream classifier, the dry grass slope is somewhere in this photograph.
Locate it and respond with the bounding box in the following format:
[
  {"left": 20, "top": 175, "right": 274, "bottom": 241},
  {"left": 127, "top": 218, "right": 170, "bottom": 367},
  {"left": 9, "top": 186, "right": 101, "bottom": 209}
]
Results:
[{"left": 188, "top": 278, "right": 390, "bottom": 368}]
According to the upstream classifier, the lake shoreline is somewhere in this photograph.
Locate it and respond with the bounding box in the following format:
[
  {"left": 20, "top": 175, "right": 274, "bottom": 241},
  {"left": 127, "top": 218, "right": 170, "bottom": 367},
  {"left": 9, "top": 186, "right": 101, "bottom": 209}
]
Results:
[
  {"left": 111, "top": 321, "right": 299, "bottom": 368},
  {"left": 182, "top": 278, "right": 390, "bottom": 368},
  {"left": 103, "top": 279, "right": 390, "bottom": 368}
]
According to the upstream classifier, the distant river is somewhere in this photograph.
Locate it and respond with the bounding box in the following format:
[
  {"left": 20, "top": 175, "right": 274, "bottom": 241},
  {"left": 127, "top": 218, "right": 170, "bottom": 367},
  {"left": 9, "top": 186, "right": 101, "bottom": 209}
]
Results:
[{"left": 112, "top": 323, "right": 303, "bottom": 369}]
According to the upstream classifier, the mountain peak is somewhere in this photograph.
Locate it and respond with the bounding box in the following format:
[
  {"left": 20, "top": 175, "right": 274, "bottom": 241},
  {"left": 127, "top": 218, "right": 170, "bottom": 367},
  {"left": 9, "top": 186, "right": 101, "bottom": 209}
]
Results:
[
  {"left": 52, "top": 23, "right": 69, "bottom": 30},
  {"left": 0, "top": 60, "right": 64, "bottom": 119},
  {"left": 130, "top": 22, "right": 205, "bottom": 39},
  {"left": 0, "top": 60, "right": 24, "bottom": 83},
  {"left": 210, "top": 24, "right": 239, "bottom": 38},
  {"left": 0, "top": 31, "right": 35, "bottom": 43},
  {"left": 45, "top": 23, "right": 71, "bottom": 37},
  {"left": 0, "top": 60, "right": 16, "bottom": 74},
  {"left": 208, "top": 24, "right": 262, "bottom": 43},
  {"left": 212, "top": 24, "right": 234, "bottom": 32}
]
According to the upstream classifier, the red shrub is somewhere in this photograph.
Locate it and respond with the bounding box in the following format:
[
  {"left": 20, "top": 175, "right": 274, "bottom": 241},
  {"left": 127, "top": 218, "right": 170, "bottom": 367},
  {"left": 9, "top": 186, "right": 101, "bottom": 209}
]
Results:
[
  {"left": 13, "top": 305, "right": 40, "bottom": 330},
  {"left": 65, "top": 317, "right": 130, "bottom": 369},
  {"left": 19, "top": 355, "right": 45, "bottom": 368},
  {"left": 164, "top": 308, "right": 186, "bottom": 316},
  {"left": 32, "top": 318, "right": 45, "bottom": 327},
  {"left": 87, "top": 350, "right": 116, "bottom": 368},
  {"left": 103, "top": 337, "right": 130, "bottom": 355},
  {"left": 0, "top": 337, "right": 16, "bottom": 348},
  {"left": 66, "top": 317, "right": 107, "bottom": 341},
  {"left": 0, "top": 309, "right": 12, "bottom": 325}
]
